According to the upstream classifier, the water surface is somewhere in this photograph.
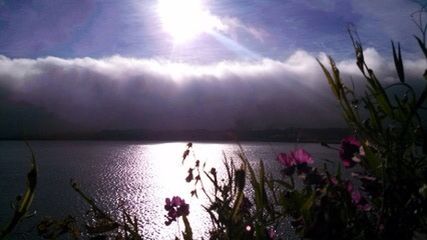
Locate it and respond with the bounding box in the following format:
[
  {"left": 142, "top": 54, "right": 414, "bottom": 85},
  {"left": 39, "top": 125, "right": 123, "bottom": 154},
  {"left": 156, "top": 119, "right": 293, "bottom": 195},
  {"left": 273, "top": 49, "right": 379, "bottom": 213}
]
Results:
[{"left": 0, "top": 141, "right": 338, "bottom": 239}]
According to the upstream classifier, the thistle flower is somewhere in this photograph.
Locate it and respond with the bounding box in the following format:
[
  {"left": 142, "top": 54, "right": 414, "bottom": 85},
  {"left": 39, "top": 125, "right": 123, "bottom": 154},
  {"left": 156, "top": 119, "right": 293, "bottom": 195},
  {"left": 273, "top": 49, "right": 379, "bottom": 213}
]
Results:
[{"left": 164, "top": 196, "right": 190, "bottom": 226}]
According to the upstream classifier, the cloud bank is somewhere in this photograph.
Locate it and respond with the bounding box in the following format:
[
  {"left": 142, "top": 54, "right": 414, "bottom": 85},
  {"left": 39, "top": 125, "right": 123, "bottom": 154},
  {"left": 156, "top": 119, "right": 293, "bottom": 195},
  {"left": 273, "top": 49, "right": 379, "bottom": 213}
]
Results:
[{"left": 0, "top": 49, "right": 425, "bottom": 135}]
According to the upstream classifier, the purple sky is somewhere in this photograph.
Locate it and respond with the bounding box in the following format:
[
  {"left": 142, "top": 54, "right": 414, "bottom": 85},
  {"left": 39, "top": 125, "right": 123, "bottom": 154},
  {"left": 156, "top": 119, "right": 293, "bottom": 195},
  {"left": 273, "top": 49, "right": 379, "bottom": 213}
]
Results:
[
  {"left": 0, "top": 0, "right": 423, "bottom": 60},
  {"left": 0, "top": 0, "right": 426, "bottom": 135}
]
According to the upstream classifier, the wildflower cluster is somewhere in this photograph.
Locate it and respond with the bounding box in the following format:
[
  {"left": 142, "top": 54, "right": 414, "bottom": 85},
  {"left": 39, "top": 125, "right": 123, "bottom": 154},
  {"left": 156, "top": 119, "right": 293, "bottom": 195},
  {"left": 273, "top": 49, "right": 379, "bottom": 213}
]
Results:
[{"left": 274, "top": 135, "right": 377, "bottom": 236}]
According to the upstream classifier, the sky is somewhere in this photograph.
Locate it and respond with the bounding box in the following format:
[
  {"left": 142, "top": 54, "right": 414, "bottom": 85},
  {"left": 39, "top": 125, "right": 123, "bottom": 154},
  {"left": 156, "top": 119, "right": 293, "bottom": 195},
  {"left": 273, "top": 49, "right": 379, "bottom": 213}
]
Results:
[{"left": 0, "top": 0, "right": 426, "bottom": 136}]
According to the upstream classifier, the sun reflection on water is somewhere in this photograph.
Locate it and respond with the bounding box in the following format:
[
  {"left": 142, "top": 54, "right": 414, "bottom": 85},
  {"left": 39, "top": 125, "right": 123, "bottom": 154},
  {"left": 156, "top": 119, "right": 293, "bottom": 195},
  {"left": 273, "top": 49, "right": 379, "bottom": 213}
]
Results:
[{"left": 129, "top": 142, "right": 231, "bottom": 239}]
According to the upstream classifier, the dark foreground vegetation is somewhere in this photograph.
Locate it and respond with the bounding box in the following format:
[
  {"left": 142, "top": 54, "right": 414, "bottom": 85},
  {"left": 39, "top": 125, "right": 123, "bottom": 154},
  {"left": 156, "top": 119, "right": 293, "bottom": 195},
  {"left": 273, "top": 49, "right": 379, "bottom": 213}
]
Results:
[{"left": 2, "top": 6, "right": 427, "bottom": 240}]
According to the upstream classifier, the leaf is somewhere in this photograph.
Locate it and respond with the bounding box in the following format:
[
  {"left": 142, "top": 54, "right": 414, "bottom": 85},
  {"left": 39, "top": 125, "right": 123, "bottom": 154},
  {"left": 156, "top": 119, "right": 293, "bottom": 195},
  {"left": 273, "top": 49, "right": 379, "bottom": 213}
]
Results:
[
  {"left": 182, "top": 149, "right": 190, "bottom": 163},
  {"left": 335, "top": 161, "right": 342, "bottom": 179},
  {"left": 362, "top": 146, "right": 382, "bottom": 178},
  {"left": 391, "top": 41, "right": 405, "bottom": 83},
  {"left": 415, "top": 35, "right": 427, "bottom": 59},
  {"left": 71, "top": 181, "right": 105, "bottom": 218},
  {"left": 86, "top": 222, "right": 119, "bottom": 234},
  {"left": 366, "top": 70, "right": 393, "bottom": 116},
  {"left": 181, "top": 215, "right": 193, "bottom": 240},
  {"left": 272, "top": 180, "right": 293, "bottom": 189},
  {"left": 0, "top": 142, "right": 37, "bottom": 239},
  {"left": 259, "top": 161, "right": 274, "bottom": 215},
  {"left": 231, "top": 166, "right": 246, "bottom": 222},
  {"left": 329, "top": 56, "right": 342, "bottom": 88},
  {"left": 231, "top": 189, "right": 244, "bottom": 222},
  {"left": 301, "top": 191, "right": 315, "bottom": 220},
  {"left": 363, "top": 98, "right": 383, "bottom": 132},
  {"left": 317, "top": 58, "right": 340, "bottom": 98}
]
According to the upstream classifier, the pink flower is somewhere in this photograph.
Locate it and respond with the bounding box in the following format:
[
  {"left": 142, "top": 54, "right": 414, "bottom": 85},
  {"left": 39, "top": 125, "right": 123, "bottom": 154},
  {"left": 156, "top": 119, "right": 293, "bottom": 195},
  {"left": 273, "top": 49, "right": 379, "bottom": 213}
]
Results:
[
  {"left": 346, "top": 182, "right": 371, "bottom": 211},
  {"left": 291, "top": 148, "right": 314, "bottom": 165},
  {"left": 329, "top": 176, "right": 338, "bottom": 185},
  {"left": 277, "top": 148, "right": 313, "bottom": 166},
  {"left": 351, "top": 189, "right": 361, "bottom": 203},
  {"left": 339, "top": 136, "right": 362, "bottom": 168},
  {"left": 277, "top": 153, "right": 296, "bottom": 167},
  {"left": 277, "top": 148, "right": 314, "bottom": 176},
  {"left": 267, "top": 227, "right": 276, "bottom": 239}
]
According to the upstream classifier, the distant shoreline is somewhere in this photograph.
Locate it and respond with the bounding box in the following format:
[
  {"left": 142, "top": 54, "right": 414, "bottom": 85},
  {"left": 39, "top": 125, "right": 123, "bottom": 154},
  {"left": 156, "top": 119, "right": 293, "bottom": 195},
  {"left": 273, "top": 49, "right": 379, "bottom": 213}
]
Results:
[{"left": 0, "top": 128, "right": 350, "bottom": 143}]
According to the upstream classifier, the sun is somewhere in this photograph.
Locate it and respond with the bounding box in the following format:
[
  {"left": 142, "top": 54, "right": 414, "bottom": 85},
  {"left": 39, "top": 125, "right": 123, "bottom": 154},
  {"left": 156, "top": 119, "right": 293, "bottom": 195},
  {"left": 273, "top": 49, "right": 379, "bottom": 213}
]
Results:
[{"left": 157, "top": 0, "right": 223, "bottom": 43}]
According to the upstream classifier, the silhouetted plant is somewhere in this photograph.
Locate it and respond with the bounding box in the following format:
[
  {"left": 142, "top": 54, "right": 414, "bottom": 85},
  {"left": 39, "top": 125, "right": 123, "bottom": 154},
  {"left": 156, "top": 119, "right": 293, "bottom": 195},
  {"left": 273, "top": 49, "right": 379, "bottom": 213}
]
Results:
[
  {"left": 0, "top": 142, "right": 37, "bottom": 239},
  {"left": 164, "top": 196, "right": 192, "bottom": 240},
  {"left": 37, "top": 181, "right": 144, "bottom": 240},
  {"left": 285, "top": 6, "right": 427, "bottom": 239},
  {"left": 175, "top": 143, "right": 278, "bottom": 240}
]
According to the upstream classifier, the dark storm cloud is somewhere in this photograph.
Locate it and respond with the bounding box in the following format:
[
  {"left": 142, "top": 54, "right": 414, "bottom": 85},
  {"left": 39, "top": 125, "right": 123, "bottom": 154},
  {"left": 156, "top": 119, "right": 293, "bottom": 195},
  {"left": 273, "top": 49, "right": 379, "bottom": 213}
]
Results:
[{"left": 0, "top": 49, "right": 425, "bottom": 132}]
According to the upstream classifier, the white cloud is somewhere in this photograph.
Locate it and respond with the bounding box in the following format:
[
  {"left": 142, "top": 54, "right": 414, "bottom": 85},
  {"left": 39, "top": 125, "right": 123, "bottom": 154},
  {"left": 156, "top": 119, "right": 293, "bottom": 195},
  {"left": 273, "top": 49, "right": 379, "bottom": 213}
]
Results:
[{"left": 0, "top": 49, "right": 425, "bottom": 131}]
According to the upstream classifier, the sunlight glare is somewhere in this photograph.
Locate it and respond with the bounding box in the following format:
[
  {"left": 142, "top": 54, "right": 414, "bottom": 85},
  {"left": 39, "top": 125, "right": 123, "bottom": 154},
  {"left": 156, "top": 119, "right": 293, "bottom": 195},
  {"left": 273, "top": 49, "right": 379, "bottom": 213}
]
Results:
[{"left": 157, "top": 0, "right": 224, "bottom": 43}]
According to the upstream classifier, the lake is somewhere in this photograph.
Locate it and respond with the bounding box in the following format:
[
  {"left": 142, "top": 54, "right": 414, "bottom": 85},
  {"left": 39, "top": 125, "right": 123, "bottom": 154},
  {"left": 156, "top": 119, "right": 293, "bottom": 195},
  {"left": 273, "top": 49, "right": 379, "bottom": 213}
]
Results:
[{"left": 0, "top": 141, "right": 339, "bottom": 239}]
